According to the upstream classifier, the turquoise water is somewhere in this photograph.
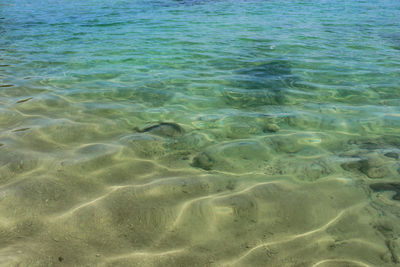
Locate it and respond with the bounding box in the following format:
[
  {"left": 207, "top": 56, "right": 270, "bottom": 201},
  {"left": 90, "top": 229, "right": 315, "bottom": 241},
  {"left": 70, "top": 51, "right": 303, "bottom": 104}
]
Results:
[{"left": 1, "top": 0, "right": 400, "bottom": 266}]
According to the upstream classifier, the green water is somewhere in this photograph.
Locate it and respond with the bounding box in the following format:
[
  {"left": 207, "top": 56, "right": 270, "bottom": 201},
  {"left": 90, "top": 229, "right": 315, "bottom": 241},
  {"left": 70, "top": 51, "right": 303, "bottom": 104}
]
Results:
[{"left": 1, "top": 0, "right": 400, "bottom": 266}]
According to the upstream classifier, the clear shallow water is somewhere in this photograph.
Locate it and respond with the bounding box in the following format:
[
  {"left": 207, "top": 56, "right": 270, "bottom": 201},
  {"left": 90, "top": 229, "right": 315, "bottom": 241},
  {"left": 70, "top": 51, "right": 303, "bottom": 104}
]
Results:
[{"left": 1, "top": 0, "right": 400, "bottom": 265}]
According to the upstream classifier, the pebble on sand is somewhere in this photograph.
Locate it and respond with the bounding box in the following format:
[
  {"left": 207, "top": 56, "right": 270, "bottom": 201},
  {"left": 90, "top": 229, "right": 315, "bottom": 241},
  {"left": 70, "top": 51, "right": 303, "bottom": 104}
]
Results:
[
  {"left": 136, "top": 122, "right": 184, "bottom": 137},
  {"left": 263, "top": 123, "right": 280, "bottom": 133},
  {"left": 191, "top": 152, "right": 214, "bottom": 170}
]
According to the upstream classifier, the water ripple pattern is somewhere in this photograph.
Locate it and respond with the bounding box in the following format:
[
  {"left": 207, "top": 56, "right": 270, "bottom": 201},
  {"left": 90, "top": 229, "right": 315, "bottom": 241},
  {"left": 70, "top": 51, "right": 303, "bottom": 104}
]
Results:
[{"left": 0, "top": 0, "right": 400, "bottom": 266}]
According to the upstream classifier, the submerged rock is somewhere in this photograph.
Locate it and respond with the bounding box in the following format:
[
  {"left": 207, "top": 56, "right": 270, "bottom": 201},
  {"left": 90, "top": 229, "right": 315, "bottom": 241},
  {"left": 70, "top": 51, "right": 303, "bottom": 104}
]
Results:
[
  {"left": 348, "top": 139, "right": 381, "bottom": 150},
  {"left": 381, "top": 32, "right": 400, "bottom": 50},
  {"left": 136, "top": 122, "right": 184, "bottom": 137},
  {"left": 348, "top": 136, "right": 400, "bottom": 150},
  {"left": 268, "top": 135, "right": 305, "bottom": 153},
  {"left": 191, "top": 152, "right": 214, "bottom": 170},
  {"left": 370, "top": 183, "right": 400, "bottom": 200},
  {"left": 364, "top": 167, "right": 388, "bottom": 179},
  {"left": 263, "top": 123, "right": 280, "bottom": 133},
  {"left": 221, "top": 60, "right": 296, "bottom": 107},
  {"left": 236, "top": 60, "right": 292, "bottom": 78},
  {"left": 225, "top": 123, "right": 261, "bottom": 139},
  {"left": 300, "top": 161, "right": 331, "bottom": 181},
  {"left": 384, "top": 152, "right": 399, "bottom": 160},
  {"left": 341, "top": 158, "right": 387, "bottom": 179},
  {"left": 120, "top": 133, "right": 166, "bottom": 158},
  {"left": 341, "top": 159, "right": 369, "bottom": 172},
  {"left": 169, "top": 132, "right": 211, "bottom": 150},
  {"left": 192, "top": 140, "right": 270, "bottom": 173}
]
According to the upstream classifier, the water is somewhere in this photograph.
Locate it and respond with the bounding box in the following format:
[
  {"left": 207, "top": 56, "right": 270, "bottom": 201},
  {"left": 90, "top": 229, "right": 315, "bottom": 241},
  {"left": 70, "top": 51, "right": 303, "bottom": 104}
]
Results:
[{"left": 1, "top": 0, "right": 400, "bottom": 265}]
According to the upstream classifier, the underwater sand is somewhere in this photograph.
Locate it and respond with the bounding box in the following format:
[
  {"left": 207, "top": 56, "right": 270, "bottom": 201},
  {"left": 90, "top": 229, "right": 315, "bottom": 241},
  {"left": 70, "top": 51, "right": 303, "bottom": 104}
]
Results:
[{"left": 1, "top": 0, "right": 400, "bottom": 266}]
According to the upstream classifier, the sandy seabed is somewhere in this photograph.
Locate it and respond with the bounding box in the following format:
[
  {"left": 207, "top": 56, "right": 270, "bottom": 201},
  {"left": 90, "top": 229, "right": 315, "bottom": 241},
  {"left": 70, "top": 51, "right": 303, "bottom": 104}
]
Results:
[{"left": 0, "top": 118, "right": 399, "bottom": 267}]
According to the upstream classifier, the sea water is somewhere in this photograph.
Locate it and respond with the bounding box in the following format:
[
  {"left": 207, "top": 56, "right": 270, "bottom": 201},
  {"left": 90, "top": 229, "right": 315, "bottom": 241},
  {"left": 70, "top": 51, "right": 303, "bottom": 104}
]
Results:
[{"left": 0, "top": 0, "right": 400, "bottom": 266}]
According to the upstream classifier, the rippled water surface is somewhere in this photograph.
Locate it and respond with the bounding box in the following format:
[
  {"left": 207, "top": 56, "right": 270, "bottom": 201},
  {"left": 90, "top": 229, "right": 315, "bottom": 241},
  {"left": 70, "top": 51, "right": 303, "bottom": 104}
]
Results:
[{"left": 1, "top": 0, "right": 400, "bottom": 266}]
